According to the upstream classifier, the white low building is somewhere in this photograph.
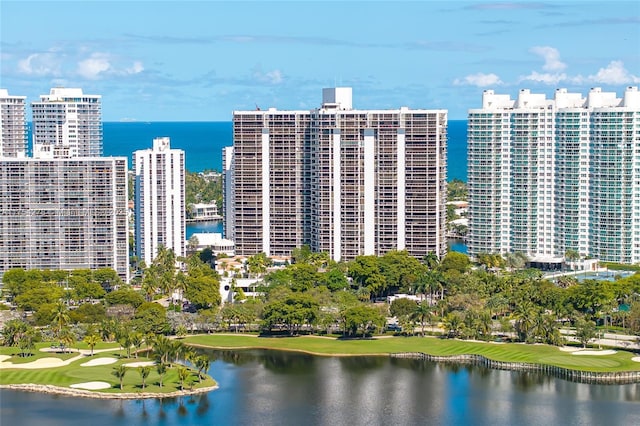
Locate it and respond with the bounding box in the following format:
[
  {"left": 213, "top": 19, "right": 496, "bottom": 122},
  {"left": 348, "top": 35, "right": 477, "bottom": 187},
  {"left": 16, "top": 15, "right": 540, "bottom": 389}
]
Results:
[
  {"left": 190, "top": 202, "right": 222, "bottom": 222},
  {"left": 189, "top": 232, "right": 235, "bottom": 257}
]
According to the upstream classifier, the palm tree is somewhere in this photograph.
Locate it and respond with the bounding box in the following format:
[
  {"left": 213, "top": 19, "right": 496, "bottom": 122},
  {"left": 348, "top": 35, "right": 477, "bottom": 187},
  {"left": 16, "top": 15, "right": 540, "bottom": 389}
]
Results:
[
  {"left": 141, "top": 266, "right": 159, "bottom": 302},
  {"left": 139, "top": 366, "right": 152, "bottom": 390},
  {"left": 83, "top": 334, "right": 102, "bottom": 356},
  {"left": 176, "top": 366, "right": 190, "bottom": 391},
  {"left": 58, "top": 327, "right": 75, "bottom": 353},
  {"left": 175, "top": 325, "right": 188, "bottom": 339},
  {"left": 130, "top": 332, "right": 144, "bottom": 359},
  {"left": 156, "top": 362, "right": 168, "bottom": 388},
  {"left": 423, "top": 251, "right": 440, "bottom": 270},
  {"left": 443, "top": 312, "right": 465, "bottom": 338},
  {"left": 117, "top": 327, "right": 134, "bottom": 358},
  {"left": 565, "top": 249, "right": 581, "bottom": 272},
  {"left": 1, "top": 319, "right": 28, "bottom": 347},
  {"left": 194, "top": 355, "right": 210, "bottom": 383},
  {"left": 513, "top": 301, "right": 538, "bottom": 343},
  {"left": 475, "top": 310, "right": 493, "bottom": 341},
  {"left": 52, "top": 301, "right": 70, "bottom": 337},
  {"left": 152, "top": 335, "right": 173, "bottom": 365},
  {"left": 18, "top": 328, "right": 38, "bottom": 357},
  {"left": 411, "top": 302, "right": 432, "bottom": 337},
  {"left": 112, "top": 364, "right": 128, "bottom": 390},
  {"left": 100, "top": 319, "right": 118, "bottom": 342}
]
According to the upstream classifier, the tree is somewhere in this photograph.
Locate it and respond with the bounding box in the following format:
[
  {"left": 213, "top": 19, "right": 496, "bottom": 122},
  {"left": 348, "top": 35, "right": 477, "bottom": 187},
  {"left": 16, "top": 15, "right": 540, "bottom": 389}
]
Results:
[
  {"left": 443, "top": 312, "right": 465, "bottom": 338},
  {"left": 574, "top": 317, "right": 596, "bottom": 348},
  {"left": 439, "top": 252, "right": 471, "bottom": 275},
  {"left": 105, "top": 289, "right": 145, "bottom": 308},
  {"left": 195, "top": 355, "right": 210, "bottom": 383},
  {"left": 565, "top": 249, "right": 581, "bottom": 272},
  {"left": 423, "top": 251, "right": 440, "bottom": 271},
  {"left": 379, "top": 250, "right": 425, "bottom": 293},
  {"left": 116, "top": 326, "right": 134, "bottom": 358},
  {"left": 72, "top": 280, "right": 106, "bottom": 302},
  {"left": 69, "top": 303, "right": 107, "bottom": 324},
  {"left": 130, "top": 332, "right": 144, "bottom": 358},
  {"left": 52, "top": 301, "right": 70, "bottom": 337},
  {"left": 504, "top": 252, "right": 528, "bottom": 270},
  {"left": 133, "top": 302, "right": 170, "bottom": 335},
  {"left": 58, "top": 327, "right": 76, "bottom": 352},
  {"left": 246, "top": 252, "right": 271, "bottom": 277},
  {"left": 139, "top": 366, "right": 152, "bottom": 390},
  {"left": 177, "top": 366, "right": 190, "bottom": 391},
  {"left": 513, "top": 301, "right": 538, "bottom": 343},
  {"left": 187, "top": 235, "right": 200, "bottom": 252},
  {"left": 412, "top": 302, "right": 433, "bottom": 337},
  {"left": 151, "top": 335, "right": 173, "bottom": 365},
  {"left": 175, "top": 325, "right": 188, "bottom": 339},
  {"left": 184, "top": 274, "right": 221, "bottom": 310},
  {"left": 18, "top": 328, "right": 39, "bottom": 357},
  {"left": 262, "top": 291, "right": 320, "bottom": 335},
  {"left": 156, "top": 362, "right": 168, "bottom": 388},
  {"left": 390, "top": 298, "right": 418, "bottom": 319},
  {"left": 112, "top": 364, "right": 127, "bottom": 390},
  {"left": 1, "top": 319, "right": 29, "bottom": 347},
  {"left": 341, "top": 305, "right": 385, "bottom": 337},
  {"left": 83, "top": 334, "right": 102, "bottom": 356}
]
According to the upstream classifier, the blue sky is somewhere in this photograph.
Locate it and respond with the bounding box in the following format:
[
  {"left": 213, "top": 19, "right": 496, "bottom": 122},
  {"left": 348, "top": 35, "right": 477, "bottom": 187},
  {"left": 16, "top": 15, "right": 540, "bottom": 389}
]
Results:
[{"left": 1, "top": 1, "right": 638, "bottom": 121}]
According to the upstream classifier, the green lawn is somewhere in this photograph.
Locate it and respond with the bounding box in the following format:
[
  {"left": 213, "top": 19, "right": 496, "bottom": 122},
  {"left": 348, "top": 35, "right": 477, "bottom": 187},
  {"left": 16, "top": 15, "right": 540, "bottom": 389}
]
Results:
[
  {"left": 0, "top": 342, "right": 124, "bottom": 364},
  {"left": 0, "top": 344, "right": 215, "bottom": 394},
  {"left": 184, "top": 334, "right": 640, "bottom": 373}
]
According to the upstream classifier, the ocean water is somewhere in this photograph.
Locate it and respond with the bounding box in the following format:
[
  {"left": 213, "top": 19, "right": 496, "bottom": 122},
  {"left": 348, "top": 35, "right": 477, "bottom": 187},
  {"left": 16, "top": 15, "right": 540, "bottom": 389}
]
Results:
[{"left": 97, "top": 120, "right": 467, "bottom": 180}]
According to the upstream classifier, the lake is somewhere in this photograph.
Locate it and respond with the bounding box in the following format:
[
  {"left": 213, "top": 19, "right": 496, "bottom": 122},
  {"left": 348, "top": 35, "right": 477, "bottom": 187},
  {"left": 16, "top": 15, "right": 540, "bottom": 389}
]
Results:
[{"left": 2, "top": 349, "right": 639, "bottom": 426}]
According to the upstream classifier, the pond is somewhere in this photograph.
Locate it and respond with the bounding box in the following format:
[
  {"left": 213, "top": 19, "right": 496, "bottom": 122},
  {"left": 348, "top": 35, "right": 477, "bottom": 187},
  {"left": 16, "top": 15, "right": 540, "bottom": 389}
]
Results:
[{"left": 2, "top": 349, "right": 639, "bottom": 425}]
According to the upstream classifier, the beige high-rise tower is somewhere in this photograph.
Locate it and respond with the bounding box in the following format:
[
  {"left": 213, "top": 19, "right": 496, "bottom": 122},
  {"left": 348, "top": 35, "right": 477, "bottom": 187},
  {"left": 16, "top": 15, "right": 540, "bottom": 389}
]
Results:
[{"left": 226, "top": 88, "right": 447, "bottom": 261}]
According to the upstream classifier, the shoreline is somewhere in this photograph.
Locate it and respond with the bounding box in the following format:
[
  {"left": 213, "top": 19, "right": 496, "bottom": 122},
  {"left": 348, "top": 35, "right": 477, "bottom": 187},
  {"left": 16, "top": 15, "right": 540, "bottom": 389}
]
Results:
[
  {"left": 0, "top": 383, "right": 219, "bottom": 400},
  {"left": 183, "top": 336, "right": 640, "bottom": 384}
]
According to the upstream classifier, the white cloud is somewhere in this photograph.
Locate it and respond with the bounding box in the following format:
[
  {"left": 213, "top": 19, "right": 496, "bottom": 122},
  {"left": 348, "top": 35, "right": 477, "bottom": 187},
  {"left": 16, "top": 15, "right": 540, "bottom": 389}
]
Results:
[
  {"left": 77, "top": 53, "right": 112, "bottom": 80},
  {"left": 76, "top": 53, "right": 144, "bottom": 80},
  {"left": 253, "top": 67, "right": 284, "bottom": 84},
  {"left": 530, "top": 46, "right": 566, "bottom": 72},
  {"left": 126, "top": 61, "right": 144, "bottom": 75},
  {"left": 17, "top": 52, "right": 62, "bottom": 76},
  {"left": 520, "top": 71, "right": 567, "bottom": 85},
  {"left": 575, "top": 60, "right": 640, "bottom": 85},
  {"left": 453, "top": 73, "right": 502, "bottom": 87}
]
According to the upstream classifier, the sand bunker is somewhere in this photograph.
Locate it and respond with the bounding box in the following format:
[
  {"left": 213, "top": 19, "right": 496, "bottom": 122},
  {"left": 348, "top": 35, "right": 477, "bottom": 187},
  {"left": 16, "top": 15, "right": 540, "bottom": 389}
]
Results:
[
  {"left": 81, "top": 357, "right": 117, "bottom": 367},
  {"left": 123, "top": 361, "right": 155, "bottom": 368},
  {"left": 0, "top": 355, "right": 11, "bottom": 362},
  {"left": 559, "top": 346, "right": 581, "bottom": 352},
  {"left": 69, "top": 381, "right": 112, "bottom": 390},
  {"left": 571, "top": 349, "right": 617, "bottom": 356},
  {"left": 0, "top": 353, "right": 85, "bottom": 369},
  {"left": 631, "top": 357, "right": 640, "bottom": 363}
]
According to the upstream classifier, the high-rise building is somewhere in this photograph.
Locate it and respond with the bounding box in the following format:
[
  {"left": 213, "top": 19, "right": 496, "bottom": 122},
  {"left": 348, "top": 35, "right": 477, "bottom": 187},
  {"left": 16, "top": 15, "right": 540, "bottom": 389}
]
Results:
[
  {"left": 134, "top": 137, "right": 186, "bottom": 266},
  {"left": 0, "top": 89, "right": 28, "bottom": 158},
  {"left": 226, "top": 88, "right": 448, "bottom": 261},
  {"left": 222, "top": 146, "right": 235, "bottom": 241},
  {"left": 0, "top": 157, "right": 129, "bottom": 281},
  {"left": 467, "top": 86, "right": 640, "bottom": 264},
  {"left": 31, "top": 88, "right": 102, "bottom": 158}
]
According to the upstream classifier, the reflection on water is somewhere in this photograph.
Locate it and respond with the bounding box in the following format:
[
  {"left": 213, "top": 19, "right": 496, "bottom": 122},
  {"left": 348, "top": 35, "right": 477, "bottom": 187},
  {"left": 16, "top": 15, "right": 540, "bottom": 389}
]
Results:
[{"left": 2, "top": 348, "right": 640, "bottom": 426}]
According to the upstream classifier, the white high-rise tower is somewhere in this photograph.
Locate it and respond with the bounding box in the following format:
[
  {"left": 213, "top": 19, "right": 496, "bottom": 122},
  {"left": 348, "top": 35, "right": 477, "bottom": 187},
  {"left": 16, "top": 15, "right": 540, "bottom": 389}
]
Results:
[
  {"left": 134, "top": 137, "right": 186, "bottom": 266},
  {"left": 467, "top": 86, "right": 640, "bottom": 264},
  {"left": 0, "top": 89, "right": 28, "bottom": 158},
  {"left": 31, "top": 88, "right": 102, "bottom": 158}
]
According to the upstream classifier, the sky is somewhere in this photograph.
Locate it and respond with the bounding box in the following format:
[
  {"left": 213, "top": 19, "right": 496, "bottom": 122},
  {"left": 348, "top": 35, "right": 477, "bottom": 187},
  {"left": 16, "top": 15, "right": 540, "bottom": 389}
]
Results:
[{"left": 1, "top": 0, "right": 639, "bottom": 121}]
